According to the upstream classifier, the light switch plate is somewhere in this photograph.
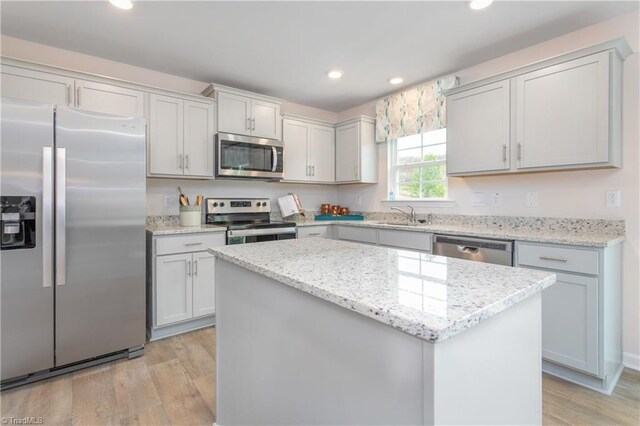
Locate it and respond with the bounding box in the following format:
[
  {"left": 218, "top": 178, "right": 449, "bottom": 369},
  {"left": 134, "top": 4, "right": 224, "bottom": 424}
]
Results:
[
  {"left": 471, "top": 192, "right": 485, "bottom": 206},
  {"left": 526, "top": 192, "right": 538, "bottom": 207}
]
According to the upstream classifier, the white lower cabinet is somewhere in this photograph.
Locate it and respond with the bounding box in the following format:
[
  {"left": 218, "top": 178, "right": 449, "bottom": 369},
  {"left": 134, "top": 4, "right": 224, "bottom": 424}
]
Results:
[
  {"left": 148, "top": 232, "right": 225, "bottom": 340},
  {"left": 297, "top": 226, "right": 330, "bottom": 239},
  {"left": 156, "top": 253, "right": 193, "bottom": 326},
  {"left": 335, "top": 225, "right": 432, "bottom": 253},
  {"left": 515, "top": 241, "right": 622, "bottom": 394}
]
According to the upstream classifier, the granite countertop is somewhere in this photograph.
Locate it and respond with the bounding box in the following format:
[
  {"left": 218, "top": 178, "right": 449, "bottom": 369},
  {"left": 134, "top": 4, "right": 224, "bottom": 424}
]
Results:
[
  {"left": 209, "top": 238, "right": 556, "bottom": 343},
  {"left": 296, "top": 220, "right": 624, "bottom": 247},
  {"left": 146, "top": 223, "right": 226, "bottom": 236}
]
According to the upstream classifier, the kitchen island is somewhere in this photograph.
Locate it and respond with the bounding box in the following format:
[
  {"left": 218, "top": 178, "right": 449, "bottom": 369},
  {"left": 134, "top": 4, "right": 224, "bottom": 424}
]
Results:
[{"left": 209, "top": 238, "right": 556, "bottom": 425}]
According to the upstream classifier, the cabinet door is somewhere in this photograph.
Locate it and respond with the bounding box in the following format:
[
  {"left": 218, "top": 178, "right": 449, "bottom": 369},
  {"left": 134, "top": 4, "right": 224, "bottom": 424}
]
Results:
[
  {"left": 192, "top": 252, "right": 216, "bottom": 318},
  {"left": 282, "top": 119, "right": 310, "bottom": 181},
  {"left": 1, "top": 65, "right": 73, "bottom": 106},
  {"left": 149, "top": 94, "right": 184, "bottom": 175},
  {"left": 217, "top": 92, "right": 251, "bottom": 136},
  {"left": 297, "top": 226, "right": 329, "bottom": 239},
  {"left": 251, "top": 99, "right": 281, "bottom": 140},
  {"left": 184, "top": 100, "right": 214, "bottom": 177},
  {"left": 541, "top": 272, "right": 599, "bottom": 375},
  {"left": 446, "top": 80, "right": 510, "bottom": 175},
  {"left": 335, "top": 122, "right": 360, "bottom": 182},
  {"left": 156, "top": 254, "right": 193, "bottom": 326},
  {"left": 75, "top": 80, "right": 144, "bottom": 117},
  {"left": 516, "top": 51, "right": 610, "bottom": 169},
  {"left": 309, "top": 124, "right": 335, "bottom": 183}
]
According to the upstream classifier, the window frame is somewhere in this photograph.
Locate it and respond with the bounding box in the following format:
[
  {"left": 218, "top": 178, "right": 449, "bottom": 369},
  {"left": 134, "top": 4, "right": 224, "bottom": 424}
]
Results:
[{"left": 388, "top": 129, "right": 449, "bottom": 201}]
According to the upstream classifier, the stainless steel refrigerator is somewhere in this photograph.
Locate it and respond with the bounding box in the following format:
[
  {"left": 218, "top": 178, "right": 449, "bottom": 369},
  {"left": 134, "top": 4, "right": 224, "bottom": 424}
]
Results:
[{"left": 1, "top": 98, "right": 146, "bottom": 386}]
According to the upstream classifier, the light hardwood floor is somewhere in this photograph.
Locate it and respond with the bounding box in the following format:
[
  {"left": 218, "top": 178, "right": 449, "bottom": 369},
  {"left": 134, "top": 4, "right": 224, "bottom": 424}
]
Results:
[{"left": 1, "top": 327, "right": 638, "bottom": 425}]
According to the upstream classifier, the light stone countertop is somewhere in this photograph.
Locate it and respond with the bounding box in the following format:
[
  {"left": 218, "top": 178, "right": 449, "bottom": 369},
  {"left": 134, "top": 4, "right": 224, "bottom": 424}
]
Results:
[
  {"left": 146, "top": 223, "right": 226, "bottom": 236},
  {"left": 209, "top": 238, "right": 556, "bottom": 343},
  {"left": 296, "top": 220, "right": 625, "bottom": 247}
]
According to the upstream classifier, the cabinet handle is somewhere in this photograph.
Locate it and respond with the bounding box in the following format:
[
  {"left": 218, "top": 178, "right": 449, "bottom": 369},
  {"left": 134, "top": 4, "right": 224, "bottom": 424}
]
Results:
[
  {"left": 185, "top": 154, "right": 190, "bottom": 170},
  {"left": 247, "top": 118, "right": 252, "bottom": 131},
  {"left": 354, "top": 164, "right": 359, "bottom": 179},
  {"left": 178, "top": 154, "right": 184, "bottom": 170},
  {"left": 184, "top": 242, "right": 203, "bottom": 246},
  {"left": 66, "top": 84, "right": 71, "bottom": 106},
  {"left": 251, "top": 117, "right": 256, "bottom": 130},
  {"left": 539, "top": 256, "right": 568, "bottom": 263},
  {"left": 76, "top": 87, "right": 81, "bottom": 107},
  {"left": 308, "top": 233, "right": 321, "bottom": 236},
  {"left": 517, "top": 143, "right": 522, "bottom": 161},
  {"left": 187, "top": 260, "right": 191, "bottom": 277},
  {"left": 194, "top": 260, "right": 198, "bottom": 277},
  {"left": 306, "top": 165, "right": 309, "bottom": 176},
  {"left": 502, "top": 144, "right": 507, "bottom": 162}
]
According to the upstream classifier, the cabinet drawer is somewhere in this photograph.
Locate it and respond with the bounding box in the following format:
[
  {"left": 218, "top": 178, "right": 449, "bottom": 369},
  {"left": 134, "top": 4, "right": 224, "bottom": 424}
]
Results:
[
  {"left": 336, "top": 226, "right": 377, "bottom": 244},
  {"left": 297, "top": 226, "right": 329, "bottom": 239},
  {"left": 517, "top": 243, "right": 598, "bottom": 275},
  {"left": 156, "top": 233, "right": 226, "bottom": 255},
  {"left": 379, "top": 230, "right": 432, "bottom": 252}
]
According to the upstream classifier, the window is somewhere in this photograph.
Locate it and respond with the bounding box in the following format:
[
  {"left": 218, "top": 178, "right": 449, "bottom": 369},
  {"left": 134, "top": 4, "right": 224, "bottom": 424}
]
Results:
[{"left": 388, "top": 128, "right": 447, "bottom": 199}]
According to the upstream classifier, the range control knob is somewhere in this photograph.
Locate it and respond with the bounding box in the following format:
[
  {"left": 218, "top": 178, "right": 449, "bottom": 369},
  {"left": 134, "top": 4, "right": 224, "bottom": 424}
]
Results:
[
  {"left": 212, "top": 202, "right": 218, "bottom": 207},
  {"left": 262, "top": 202, "right": 267, "bottom": 207},
  {"left": 220, "top": 202, "right": 225, "bottom": 207}
]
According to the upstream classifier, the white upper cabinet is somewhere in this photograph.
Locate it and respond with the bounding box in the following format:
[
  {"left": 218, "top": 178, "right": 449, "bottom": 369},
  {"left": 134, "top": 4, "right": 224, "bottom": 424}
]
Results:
[
  {"left": 444, "top": 40, "right": 628, "bottom": 176},
  {"left": 148, "top": 94, "right": 215, "bottom": 178},
  {"left": 251, "top": 99, "right": 281, "bottom": 139},
  {"left": 217, "top": 90, "right": 281, "bottom": 139},
  {"left": 217, "top": 91, "right": 251, "bottom": 135},
  {"left": 75, "top": 80, "right": 144, "bottom": 118},
  {"left": 447, "top": 80, "right": 510, "bottom": 175},
  {"left": 515, "top": 51, "right": 612, "bottom": 170},
  {"left": 1, "top": 65, "right": 74, "bottom": 106},
  {"left": 149, "top": 94, "right": 184, "bottom": 176},
  {"left": 309, "top": 124, "right": 335, "bottom": 182},
  {"left": 282, "top": 117, "right": 335, "bottom": 183},
  {"left": 335, "top": 116, "right": 377, "bottom": 183},
  {"left": 184, "top": 100, "right": 215, "bottom": 177}
]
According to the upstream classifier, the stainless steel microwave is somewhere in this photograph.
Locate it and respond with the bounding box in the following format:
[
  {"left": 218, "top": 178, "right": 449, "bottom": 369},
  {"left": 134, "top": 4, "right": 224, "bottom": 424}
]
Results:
[{"left": 215, "top": 132, "right": 283, "bottom": 180}]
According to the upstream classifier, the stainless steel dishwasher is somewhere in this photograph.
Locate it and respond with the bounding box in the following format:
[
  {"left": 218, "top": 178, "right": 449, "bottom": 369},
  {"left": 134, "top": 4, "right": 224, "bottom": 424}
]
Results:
[{"left": 432, "top": 234, "right": 514, "bottom": 266}]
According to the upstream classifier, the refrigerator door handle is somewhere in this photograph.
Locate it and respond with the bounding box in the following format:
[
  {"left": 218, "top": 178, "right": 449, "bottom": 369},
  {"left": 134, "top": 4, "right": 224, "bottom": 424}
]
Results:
[
  {"left": 56, "top": 147, "right": 66, "bottom": 286},
  {"left": 42, "top": 147, "right": 54, "bottom": 288}
]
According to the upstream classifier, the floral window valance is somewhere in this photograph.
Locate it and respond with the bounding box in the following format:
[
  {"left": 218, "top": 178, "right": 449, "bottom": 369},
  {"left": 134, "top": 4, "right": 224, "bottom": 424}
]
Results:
[{"left": 375, "top": 75, "right": 459, "bottom": 143}]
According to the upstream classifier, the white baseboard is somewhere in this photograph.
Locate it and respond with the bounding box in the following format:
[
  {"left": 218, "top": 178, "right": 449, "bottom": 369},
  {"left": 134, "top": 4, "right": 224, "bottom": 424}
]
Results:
[{"left": 623, "top": 352, "right": 640, "bottom": 371}]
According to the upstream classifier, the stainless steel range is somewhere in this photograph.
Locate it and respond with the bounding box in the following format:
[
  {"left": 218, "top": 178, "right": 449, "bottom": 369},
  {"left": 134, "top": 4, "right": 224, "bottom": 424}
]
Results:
[{"left": 205, "top": 198, "right": 296, "bottom": 245}]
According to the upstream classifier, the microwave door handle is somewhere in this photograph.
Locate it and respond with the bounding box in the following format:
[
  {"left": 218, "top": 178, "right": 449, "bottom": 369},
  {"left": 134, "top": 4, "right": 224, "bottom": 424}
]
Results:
[{"left": 272, "top": 146, "right": 278, "bottom": 172}]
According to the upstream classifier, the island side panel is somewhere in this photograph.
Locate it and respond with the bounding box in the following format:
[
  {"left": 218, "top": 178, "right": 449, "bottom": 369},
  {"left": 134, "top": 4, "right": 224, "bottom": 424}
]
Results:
[
  {"left": 215, "top": 259, "right": 424, "bottom": 426},
  {"left": 426, "top": 293, "right": 542, "bottom": 425}
]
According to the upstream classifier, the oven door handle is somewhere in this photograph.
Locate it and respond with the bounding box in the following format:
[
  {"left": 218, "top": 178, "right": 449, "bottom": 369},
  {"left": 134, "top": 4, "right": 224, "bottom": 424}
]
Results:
[{"left": 228, "top": 227, "right": 297, "bottom": 237}]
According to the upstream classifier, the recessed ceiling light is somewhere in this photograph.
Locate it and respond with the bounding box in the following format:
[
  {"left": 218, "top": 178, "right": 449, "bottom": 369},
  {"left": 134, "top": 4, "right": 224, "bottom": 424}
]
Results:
[
  {"left": 389, "top": 77, "right": 404, "bottom": 85},
  {"left": 327, "top": 70, "right": 343, "bottom": 79},
  {"left": 109, "top": 0, "right": 133, "bottom": 10},
  {"left": 469, "top": 0, "right": 494, "bottom": 10}
]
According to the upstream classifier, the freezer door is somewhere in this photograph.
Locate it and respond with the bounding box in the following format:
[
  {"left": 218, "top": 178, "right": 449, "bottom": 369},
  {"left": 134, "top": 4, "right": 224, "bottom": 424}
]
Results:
[
  {"left": 54, "top": 107, "right": 146, "bottom": 366},
  {"left": 1, "top": 98, "right": 55, "bottom": 380}
]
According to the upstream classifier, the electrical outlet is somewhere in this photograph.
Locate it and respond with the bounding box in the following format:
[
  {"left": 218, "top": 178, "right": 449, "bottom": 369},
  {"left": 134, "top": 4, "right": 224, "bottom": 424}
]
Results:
[
  {"left": 471, "top": 192, "right": 485, "bottom": 206},
  {"left": 526, "top": 192, "right": 538, "bottom": 207},
  {"left": 491, "top": 192, "right": 503, "bottom": 206},
  {"left": 606, "top": 190, "right": 621, "bottom": 208},
  {"left": 164, "top": 194, "right": 178, "bottom": 208}
]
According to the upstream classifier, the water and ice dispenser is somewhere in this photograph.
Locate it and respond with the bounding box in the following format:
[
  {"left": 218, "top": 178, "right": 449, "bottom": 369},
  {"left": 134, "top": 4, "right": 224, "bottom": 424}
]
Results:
[{"left": 1, "top": 196, "right": 36, "bottom": 250}]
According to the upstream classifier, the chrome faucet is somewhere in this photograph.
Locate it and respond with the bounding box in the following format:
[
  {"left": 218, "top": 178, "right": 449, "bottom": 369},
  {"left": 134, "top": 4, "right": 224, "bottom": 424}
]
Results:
[{"left": 391, "top": 204, "right": 416, "bottom": 222}]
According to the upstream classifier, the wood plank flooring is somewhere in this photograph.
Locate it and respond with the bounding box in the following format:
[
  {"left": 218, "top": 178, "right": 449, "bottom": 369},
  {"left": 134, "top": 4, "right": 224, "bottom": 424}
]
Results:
[{"left": 1, "top": 326, "right": 638, "bottom": 425}]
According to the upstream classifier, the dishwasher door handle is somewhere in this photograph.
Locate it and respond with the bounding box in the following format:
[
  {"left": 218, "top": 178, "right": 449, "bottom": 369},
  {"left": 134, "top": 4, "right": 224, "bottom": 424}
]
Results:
[{"left": 457, "top": 245, "right": 479, "bottom": 254}]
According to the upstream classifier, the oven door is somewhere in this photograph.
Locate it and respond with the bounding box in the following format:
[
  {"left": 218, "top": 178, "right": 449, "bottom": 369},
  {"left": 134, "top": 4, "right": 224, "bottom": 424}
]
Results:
[
  {"left": 216, "top": 133, "right": 283, "bottom": 180},
  {"left": 227, "top": 227, "right": 297, "bottom": 245}
]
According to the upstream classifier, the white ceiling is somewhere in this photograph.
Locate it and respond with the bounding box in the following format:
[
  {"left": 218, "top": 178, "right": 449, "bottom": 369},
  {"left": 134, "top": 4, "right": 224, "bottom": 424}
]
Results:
[{"left": 1, "top": 1, "right": 637, "bottom": 111}]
